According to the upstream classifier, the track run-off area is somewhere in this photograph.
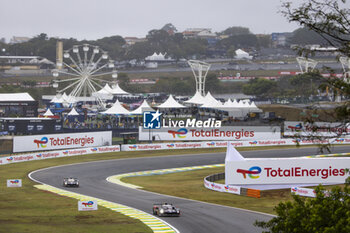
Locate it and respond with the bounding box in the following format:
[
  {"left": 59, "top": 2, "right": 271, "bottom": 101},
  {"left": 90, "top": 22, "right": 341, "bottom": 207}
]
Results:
[{"left": 29, "top": 146, "right": 350, "bottom": 233}]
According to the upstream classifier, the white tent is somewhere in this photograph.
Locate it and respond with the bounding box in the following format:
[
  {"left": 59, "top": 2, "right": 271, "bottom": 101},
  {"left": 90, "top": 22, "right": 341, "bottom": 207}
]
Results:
[
  {"left": 110, "top": 83, "right": 129, "bottom": 95},
  {"left": 235, "top": 49, "right": 253, "bottom": 60},
  {"left": 200, "top": 92, "right": 222, "bottom": 109},
  {"left": 132, "top": 100, "right": 154, "bottom": 114},
  {"left": 232, "top": 99, "right": 238, "bottom": 106},
  {"left": 62, "top": 93, "right": 69, "bottom": 102},
  {"left": 92, "top": 84, "right": 113, "bottom": 100},
  {"left": 184, "top": 91, "right": 206, "bottom": 105},
  {"left": 0, "top": 93, "right": 35, "bottom": 102},
  {"left": 65, "top": 95, "right": 77, "bottom": 104},
  {"left": 157, "top": 94, "right": 187, "bottom": 108},
  {"left": 145, "top": 52, "right": 166, "bottom": 61},
  {"left": 50, "top": 95, "right": 59, "bottom": 103},
  {"left": 43, "top": 108, "right": 54, "bottom": 116},
  {"left": 101, "top": 99, "right": 130, "bottom": 115},
  {"left": 52, "top": 96, "right": 65, "bottom": 104},
  {"left": 68, "top": 107, "right": 80, "bottom": 116},
  {"left": 223, "top": 98, "right": 234, "bottom": 107},
  {"left": 250, "top": 101, "right": 259, "bottom": 109},
  {"left": 104, "top": 84, "right": 113, "bottom": 93},
  {"left": 96, "top": 84, "right": 113, "bottom": 94}
]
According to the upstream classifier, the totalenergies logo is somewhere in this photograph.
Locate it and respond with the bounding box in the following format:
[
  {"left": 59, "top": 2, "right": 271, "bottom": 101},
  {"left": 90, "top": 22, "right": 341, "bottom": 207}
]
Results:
[
  {"left": 91, "top": 148, "right": 98, "bottom": 152},
  {"left": 249, "top": 141, "right": 257, "bottom": 145},
  {"left": 167, "top": 143, "right": 174, "bottom": 148},
  {"left": 292, "top": 139, "right": 301, "bottom": 143},
  {"left": 10, "top": 180, "right": 19, "bottom": 184},
  {"left": 129, "top": 145, "right": 137, "bottom": 150},
  {"left": 288, "top": 123, "right": 302, "bottom": 131},
  {"left": 168, "top": 128, "right": 187, "bottom": 138},
  {"left": 207, "top": 142, "right": 215, "bottom": 147},
  {"left": 36, "top": 154, "right": 42, "bottom": 158},
  {"left": 34, "top": 137, "right": 48, "bottom": 148},
  {"left": 82, "top": 201, "right": 94, "bottom": 207},
  {"left": 335, "top": 138, "right": 344, "bottom": 143},
  {"left": 7, "top": 157, "right": 13, "bottom": 162},
  {"left": 63, "top": 151, "right": 69, "bottom": 155},
  {"left": 237, "top": 166, "right": 262, "bottom": 179}
]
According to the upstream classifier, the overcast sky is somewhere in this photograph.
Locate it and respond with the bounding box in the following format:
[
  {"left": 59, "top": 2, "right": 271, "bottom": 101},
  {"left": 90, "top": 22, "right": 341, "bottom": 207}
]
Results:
[{"left": 0, "top": 0, "right": 342, "bottom": 41}]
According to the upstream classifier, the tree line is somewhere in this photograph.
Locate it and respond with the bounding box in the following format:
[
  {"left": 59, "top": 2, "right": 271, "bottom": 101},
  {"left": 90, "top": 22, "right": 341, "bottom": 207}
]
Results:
[{"left": 0, "top": 25, "right": 334, "bottom": 63}]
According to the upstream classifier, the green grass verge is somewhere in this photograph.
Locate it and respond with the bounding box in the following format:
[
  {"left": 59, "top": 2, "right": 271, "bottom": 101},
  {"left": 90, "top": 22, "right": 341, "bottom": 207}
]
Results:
[
  {"left": 0, "top": 144, "right": 335, "bottom": 232},
  {"left": 122, "top": 149, "right": 350, "bottom": 215},
  {"left": 123, "top": 167, "right": 292, "bottom": 215},
  {"left": 0, "top": 148, "right": 232, "bottom": 233}
]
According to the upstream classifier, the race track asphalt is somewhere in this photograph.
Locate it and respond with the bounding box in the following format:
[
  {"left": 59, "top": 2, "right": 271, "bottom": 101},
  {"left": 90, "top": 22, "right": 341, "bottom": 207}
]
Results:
[{"left": 30, "top": 146, "right": 350, "bottom": 233}]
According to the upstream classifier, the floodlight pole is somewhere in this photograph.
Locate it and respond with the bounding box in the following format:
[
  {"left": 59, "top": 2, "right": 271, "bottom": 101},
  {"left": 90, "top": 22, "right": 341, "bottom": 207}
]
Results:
[
  {"left": 188, "top": 60, "right": 211, "bottom": 96},
  {"left": 339, "top": 56, "right": 350, "bottom": 82},
  {"left": 296, "top": 57, "right": 318, "bottom": 73}
]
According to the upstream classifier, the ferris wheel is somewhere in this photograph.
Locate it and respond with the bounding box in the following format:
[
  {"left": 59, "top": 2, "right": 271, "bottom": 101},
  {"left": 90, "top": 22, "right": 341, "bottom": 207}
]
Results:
[{"left": 52, "top": 44, "right": 118, "bottom": 109}]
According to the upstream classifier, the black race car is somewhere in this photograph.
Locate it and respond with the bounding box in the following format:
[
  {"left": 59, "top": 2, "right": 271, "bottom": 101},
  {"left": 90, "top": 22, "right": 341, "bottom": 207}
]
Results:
[
  {"left": 153, "top": 203, "right": 180, "bottom": 217},
  {"left": 63, "top": 177, "right": 79, "bottom": 187}
]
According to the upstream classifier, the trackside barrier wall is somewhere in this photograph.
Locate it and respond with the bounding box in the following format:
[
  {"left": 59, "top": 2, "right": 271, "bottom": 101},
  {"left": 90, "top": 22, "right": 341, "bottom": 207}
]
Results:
[
  {"left": 121, "top": 138, "right": 350, "bottom": 151},
  {"left": 0, "top": 145, "right": 120, "bottom": 165},
  {"left": 1, "top": 138, "right": 350, "bottom": 166},
  {"left": 204, "top": 173, "right": 261, "bottom": 198},
  {"left": 291, "top": 187, "right": 317, "bottom": 197}
]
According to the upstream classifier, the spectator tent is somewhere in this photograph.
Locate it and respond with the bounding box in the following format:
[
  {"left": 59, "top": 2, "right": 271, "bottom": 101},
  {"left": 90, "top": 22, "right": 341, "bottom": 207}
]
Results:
[
  {"left": 157, "top": 94, "right": 187, "bottom": 109},
  {"left": 184, "top": 91, "right": 206, "bottom": 105},
  {"left": 101, "top": 99, "right": 130, "bottom": 115}
]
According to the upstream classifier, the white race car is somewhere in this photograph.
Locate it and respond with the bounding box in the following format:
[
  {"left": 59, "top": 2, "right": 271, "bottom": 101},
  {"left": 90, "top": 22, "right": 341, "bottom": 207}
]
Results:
[
  {"left": 63, "top": 177, "right": 79, "bottom": 187},
  {"left": 153, "top": 203, "right": 180, "bottom": 217}
]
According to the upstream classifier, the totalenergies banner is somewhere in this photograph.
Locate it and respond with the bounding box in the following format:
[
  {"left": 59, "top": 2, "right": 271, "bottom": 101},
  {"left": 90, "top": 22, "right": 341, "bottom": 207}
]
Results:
[
  {"left": 121, "top": 138, "right": 350, "bottom": 151},
  {"left": 284, "top": 121, "right": 350, "bottom": 137},
  {"left": 1, "top": 145, "right": 120, "bottom": 165},
  {"left": 225, "top": 158, "right": 350, "bottom": 185},
  {"left": 204, "top": 178, "right": 241, "bottom": 195},
  {"left": 13, "top": 131, "right": 112, "bottom": 152},
  {"left": 291, "top": 187, "right": 316, "bottom": 198},
  {"left": 139, "top": 126, "right": 281, "bottom": 141}
]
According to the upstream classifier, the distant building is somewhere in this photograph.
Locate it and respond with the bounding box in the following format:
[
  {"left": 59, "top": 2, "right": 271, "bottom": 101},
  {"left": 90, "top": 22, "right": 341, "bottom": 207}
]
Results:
[
  {"left": 0, "top": 56, "right": 55, "bottom": 73},
  {"left": 0, "top": 56, "right": 54, "bottom": 65},
  {"left": 182, "top": 28, "right": 214, "bottom": 38},
  {"left": 0, "top": 38, "right": 5, "bottom": 43},
  {"left": 271, "top": 32, "right": 292, "bottom": 47},
  {"left": 124, "top": 37, "right": 147, "bottom": 46},
  {"left": 10, "top": 36, "right": 31, "bottom": 44},
  {"left": 182, "top": 28, "right": 218, "bottom": 45}
]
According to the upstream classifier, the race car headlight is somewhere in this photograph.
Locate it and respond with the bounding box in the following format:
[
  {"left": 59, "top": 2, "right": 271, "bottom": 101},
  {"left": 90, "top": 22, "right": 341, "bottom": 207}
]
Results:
[{"left": 160, "top": 209, "right": 164, "bottom": 214}]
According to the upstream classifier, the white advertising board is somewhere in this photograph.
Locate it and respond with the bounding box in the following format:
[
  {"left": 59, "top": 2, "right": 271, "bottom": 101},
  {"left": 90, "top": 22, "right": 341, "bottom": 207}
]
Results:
[
  {"left": 291, "top": 187, "right": 316, "bottom": 197},
  {"left": 204, "top": 179, "right": 241, "bottom": 195},
  {"left": 7, "top": 179, "right": 22, "bottom": 187},
  {"left": 0, "top": 145, "right": 120, "bottom": 165},
  {"left": 284, "top": 121, "right": 350, "bottom": 137},
  {"left": 78, "top": 200, "right": 98, "bottom": 211},
  {"left": 139, "top": 126, "right": 281, "bottom": 141},
  {"left": 13, "top": 131, "right": 112, "bottom": 152},
  {"left": 225, "top": 158, "right": 350, "bottom": 185},
  {"left": 120, "top": 138, "right": 350, "bottom": 152}
]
